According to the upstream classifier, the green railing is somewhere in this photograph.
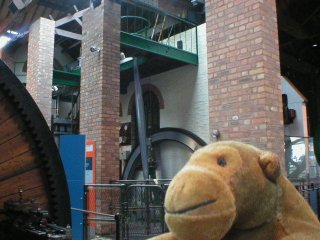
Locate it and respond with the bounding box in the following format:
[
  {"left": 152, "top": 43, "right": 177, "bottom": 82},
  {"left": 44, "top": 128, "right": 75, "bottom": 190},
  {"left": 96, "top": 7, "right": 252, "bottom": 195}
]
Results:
[
  {"left": 121, "top": 0, "right": 199, "bottom": 59},
  {"left": 53, "top": 1, "right": 200, "bottom": 87}
]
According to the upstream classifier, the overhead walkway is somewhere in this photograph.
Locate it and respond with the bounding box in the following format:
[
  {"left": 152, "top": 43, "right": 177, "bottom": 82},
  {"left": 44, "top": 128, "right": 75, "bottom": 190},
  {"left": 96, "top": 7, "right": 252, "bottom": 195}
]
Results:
[{"left": 53, "top": 0, "right": 199, "bottom": 89}]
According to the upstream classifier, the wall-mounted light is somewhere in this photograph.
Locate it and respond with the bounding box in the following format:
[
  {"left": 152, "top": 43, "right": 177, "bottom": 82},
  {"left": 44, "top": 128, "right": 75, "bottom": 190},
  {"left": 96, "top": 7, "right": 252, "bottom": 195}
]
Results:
[
  {"left": 120, "top": 52, "right": 125, "bottom": 61},
  {"left": 52, "top": 86, "right": 58, "bottom": 92},
  {"left": 120, "top": 52, "right": 133, "bottom": 64},
  {"left": 120, "top": 57, "right": 133, "bottom": 64},
  {"left": 7, "top": 30, "right": 19, "bottom": 35},
  {"left": 90, "top": 46, "right": 100, "bottom": 53},
  {"left": 212, "top": 129, "right": 220, "bottom": 140}
]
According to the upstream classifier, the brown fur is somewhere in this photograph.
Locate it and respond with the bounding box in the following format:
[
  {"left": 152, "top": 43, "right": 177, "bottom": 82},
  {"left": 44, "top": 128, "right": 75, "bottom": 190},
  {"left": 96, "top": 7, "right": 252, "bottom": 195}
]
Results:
[{"left": 150, "top": 141, "right": 320, "bottom": 240}]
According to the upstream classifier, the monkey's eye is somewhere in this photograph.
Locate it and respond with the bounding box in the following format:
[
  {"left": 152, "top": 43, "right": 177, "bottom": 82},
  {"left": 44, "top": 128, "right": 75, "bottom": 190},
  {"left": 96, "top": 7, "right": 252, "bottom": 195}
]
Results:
[{"left": 217, "top": 158, "right": 227, "bottom": 167}]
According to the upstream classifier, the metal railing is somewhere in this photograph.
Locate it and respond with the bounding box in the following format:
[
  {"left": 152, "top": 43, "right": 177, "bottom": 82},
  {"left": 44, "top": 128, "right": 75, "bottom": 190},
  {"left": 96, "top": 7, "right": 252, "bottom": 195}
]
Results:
[
  {"left": 83, "top": 179, "right": 320, "bottom": 240},
  {"left": 73, "top": 208, "right": 122, "bottom": 240},
  {"left": 84, "top": 181, "right": 169, "bottom": 239},
  {"left": 84, "top": 184, "right": 124, "bottom": 239},
  {"left": 121, "top": 0, "right": 198, "bottom": 55},
  {"left": 295, "top": 182, "right": 320, "bottom": 217}
]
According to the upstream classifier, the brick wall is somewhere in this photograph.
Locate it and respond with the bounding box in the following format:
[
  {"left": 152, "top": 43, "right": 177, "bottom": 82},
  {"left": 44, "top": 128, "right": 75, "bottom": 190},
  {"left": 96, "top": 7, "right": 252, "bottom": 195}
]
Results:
[
  {"left": 26, "top": 17, "right": 55, "bottom": 127},
  {"left": 205, "top": 0, "right": 285, "bottom": 165},
  {"left": 121, "top": 24, "right": 210, "bottom": 144},
  {"left": 80, "top": 1, "right": 121, "bottom": 183}
]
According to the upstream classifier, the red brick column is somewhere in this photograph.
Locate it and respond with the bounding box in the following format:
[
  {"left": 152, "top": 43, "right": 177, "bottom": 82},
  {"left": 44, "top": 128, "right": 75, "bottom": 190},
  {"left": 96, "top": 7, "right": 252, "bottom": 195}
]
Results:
[
  {"left": 205, "top": 0, "right": 284, "bottom": 164},
  {"left": 26, "top": 17, "right": 55, "bottom": 127},
  {"left": 80, "top": 1, "right": 121, "bottom": 183}
]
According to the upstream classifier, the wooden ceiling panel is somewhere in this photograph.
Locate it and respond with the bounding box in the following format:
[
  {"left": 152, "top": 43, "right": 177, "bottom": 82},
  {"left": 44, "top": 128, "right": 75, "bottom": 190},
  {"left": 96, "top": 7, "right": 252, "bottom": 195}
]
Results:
[{"left": 0, "top": 0, "right": 9, "bottom": 20}]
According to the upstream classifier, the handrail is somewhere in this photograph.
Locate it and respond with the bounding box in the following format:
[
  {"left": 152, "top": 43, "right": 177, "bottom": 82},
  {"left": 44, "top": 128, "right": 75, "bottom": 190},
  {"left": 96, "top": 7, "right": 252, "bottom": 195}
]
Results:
[
  {"left": 121, "top": 15, "right": 151, "bottom": 28},
  {"left": 111, "top": 179, "right": 171, "bottom": 183},
  {"left": 74, "top": 207, "right": 122, "bottom": 240},
  {"left": 121, "top": 15, "right": 151, "bottom": 35},
  {"left": 121, "top": 0, "right": 197, "bottom": 27},
  {"left": 120, "top": 0, "right": 199, "bottom": 63},
  {"left": 71, "top": 207, "right": 115, "bottom": 218},
  {"left": 85, "top": 183, "right": 126, "bottom": 187}
]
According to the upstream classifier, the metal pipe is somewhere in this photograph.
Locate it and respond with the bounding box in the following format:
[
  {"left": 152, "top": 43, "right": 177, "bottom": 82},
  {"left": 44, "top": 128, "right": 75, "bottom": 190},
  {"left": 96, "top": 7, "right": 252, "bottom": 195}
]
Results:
[
  {"left": 133, "top": 57, "right": 149, "bottom": 179},
  {"left": 85, "top": 183, "right": 125, "bottom": 187},
  {"left": 151, "top": 13, "right": 159, "bottom": 40},
  {"left": 115, "top": 213, "right": 121, "bottom": 240},
  {"left": 158, "top": 15, "right": 167, "bottom": 42},
  {"left": 71, "top": 207, "right": 115, "bottom": 218},
  {"left": 166, "top": 25, "right": 174, "bottom": 45}
]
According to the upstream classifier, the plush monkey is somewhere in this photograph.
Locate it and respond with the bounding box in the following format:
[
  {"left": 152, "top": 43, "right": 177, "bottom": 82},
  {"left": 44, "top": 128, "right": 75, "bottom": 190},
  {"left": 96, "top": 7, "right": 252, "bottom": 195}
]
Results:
[{"left": 150, "top": 141, "right": 320, "bottom": 240}]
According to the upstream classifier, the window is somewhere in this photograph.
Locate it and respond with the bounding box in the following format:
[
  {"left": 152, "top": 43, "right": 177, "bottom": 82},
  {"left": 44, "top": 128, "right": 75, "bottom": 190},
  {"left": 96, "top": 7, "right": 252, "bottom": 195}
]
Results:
[{"left": 131, "top": 91, "right": 160, "bottom": 147}]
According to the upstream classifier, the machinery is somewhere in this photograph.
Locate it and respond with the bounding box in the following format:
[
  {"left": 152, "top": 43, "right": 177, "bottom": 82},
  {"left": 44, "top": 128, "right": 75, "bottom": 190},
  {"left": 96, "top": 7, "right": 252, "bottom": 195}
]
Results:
[
  {"left": 122, "top": 127, "right": 207, "bottom": 180},
  {"left": 122, "top": 58, "right": 207, "bottom": 180},
  {"left": 0, "top": 60, "right": 71, "bottom": 239}
]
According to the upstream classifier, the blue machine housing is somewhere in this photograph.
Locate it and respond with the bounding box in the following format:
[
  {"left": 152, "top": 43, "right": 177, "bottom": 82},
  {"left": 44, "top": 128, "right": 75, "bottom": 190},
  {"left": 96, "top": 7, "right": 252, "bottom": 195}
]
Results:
[{"left": 60, "top": 135, "right": 86, "bottom": 240}]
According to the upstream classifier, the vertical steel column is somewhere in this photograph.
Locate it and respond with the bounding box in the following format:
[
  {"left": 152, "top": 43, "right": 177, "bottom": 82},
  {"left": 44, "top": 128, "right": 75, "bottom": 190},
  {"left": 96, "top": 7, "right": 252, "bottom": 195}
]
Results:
[
  {"left": 115, "top": 213, "right": 121, "bottom": 240},
  {"left": 133, "top": 57, "right": 149, "bottom": 179}
]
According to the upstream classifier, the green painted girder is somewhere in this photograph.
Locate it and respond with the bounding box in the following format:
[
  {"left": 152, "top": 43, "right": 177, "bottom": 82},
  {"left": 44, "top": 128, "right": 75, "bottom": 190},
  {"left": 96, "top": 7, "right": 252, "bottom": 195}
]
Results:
[
  {"left": 120, "top": 32, "right": 199, "bottom": 65},
  {"left": 53, "top": 70, "right": 80, "bottom": 87},
  {"left": 52, "top": 57, "right": 147, "bottom": 87}
]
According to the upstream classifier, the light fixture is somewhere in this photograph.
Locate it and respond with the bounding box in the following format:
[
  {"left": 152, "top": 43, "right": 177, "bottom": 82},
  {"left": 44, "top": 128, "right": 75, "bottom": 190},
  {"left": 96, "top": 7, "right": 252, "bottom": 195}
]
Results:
[
  {"left": 7, "top": 30, "right": 19, "bottom": 35},
  {"left": 120, "top": 57, "right": 133, "bottom": 64},
  {"left": 89, "top": 46, "right": 100, "bottom": 53},
  {"left": 191, "top": 0, "right": 205, "bottom": 6},
  {"left": 212, "top": 129, "right": 220, "bottom": 140},
  {"left": 120, "top": 52, "right": 125, "bottom": 61},
  {"left": 52, "top": 86, "right": 58, "bottom": 92},
  {"left": 0, "top": 36, "right": 11, "bottom": 49},
  {"left": 313, "top": 43, "right": 318, "bottom": 47}
]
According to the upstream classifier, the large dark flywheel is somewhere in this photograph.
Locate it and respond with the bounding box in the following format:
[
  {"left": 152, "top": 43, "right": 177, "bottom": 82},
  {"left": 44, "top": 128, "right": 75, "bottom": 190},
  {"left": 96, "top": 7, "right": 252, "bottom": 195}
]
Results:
[
  {"left": 122, "top": 128, "right": 207, "bottom": 180},
  {"left": 0, "top": 60, "right": 70, "bottom": 226}
]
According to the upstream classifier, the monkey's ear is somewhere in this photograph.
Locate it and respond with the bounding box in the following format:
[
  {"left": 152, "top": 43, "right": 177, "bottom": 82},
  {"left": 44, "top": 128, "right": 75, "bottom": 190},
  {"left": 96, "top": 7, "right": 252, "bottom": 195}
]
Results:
[{"left": 258, "top": 152, "right": 281, "bottom": 183}]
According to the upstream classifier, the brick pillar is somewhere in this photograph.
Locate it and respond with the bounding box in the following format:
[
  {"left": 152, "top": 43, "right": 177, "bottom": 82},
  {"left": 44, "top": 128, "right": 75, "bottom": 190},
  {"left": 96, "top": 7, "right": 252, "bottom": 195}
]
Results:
[
  {"left": 26, "top": 17, "right": 55, "bottom": 127},
  {"left": 206, "top": 1, "right": 284, "bottom": 165},
  {"left": 81, "top": 1, "right": 121, "bottom": 183}
]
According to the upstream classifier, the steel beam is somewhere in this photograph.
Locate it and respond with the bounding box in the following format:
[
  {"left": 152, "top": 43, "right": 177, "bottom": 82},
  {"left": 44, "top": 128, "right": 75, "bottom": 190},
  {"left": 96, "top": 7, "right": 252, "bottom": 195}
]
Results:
[
  {"left": 55, "top": 29, "right": 82, "bottom": 40},
  {"left": 133, "top": 57, "right": 149, "bottom": 179},
  {"left": 62, "top": 41, "right": 81, "bottom": 53},
  {"left": 53, "top": 70, "right": 80, "bottom": 87},
  {"left": 280, "top": 52, "right": 317, "bottom": 75},
  {"left": 53, "top": 58, "right": 147, "bottom": 87},
  {"left": 120, "top": 32, "right": 198, "bottom": 65},
  {"left": 55, "top": 7, "right": 89, "bottom": 27}
]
